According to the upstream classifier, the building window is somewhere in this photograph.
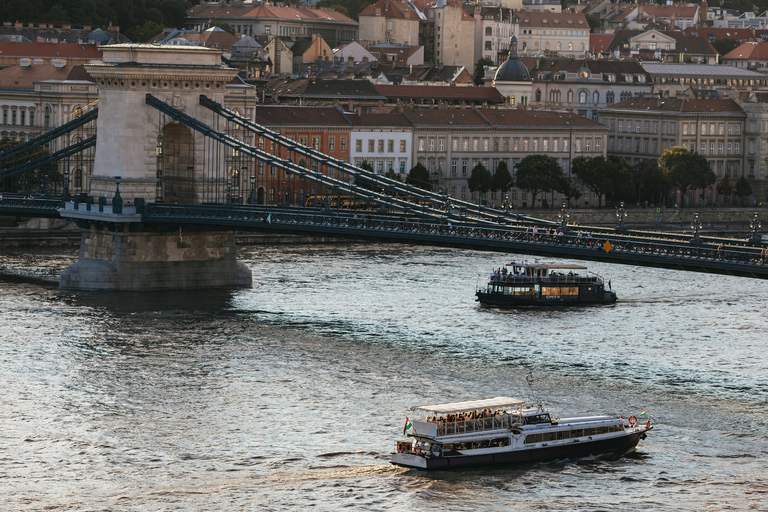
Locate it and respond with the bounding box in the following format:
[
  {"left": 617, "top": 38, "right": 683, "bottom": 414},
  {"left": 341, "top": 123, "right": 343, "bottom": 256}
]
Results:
[
  {"left": 710, "top": 143, "right": 715, "bottom": 155},
  {"left": 379, "top": 140, "right": 385, "bottom": 152},
  {"left": 44, "top": 106, "right": 51, "bottom": 128},
  {"left": 619, "top": 121, "right": 623, "bottom": 132},
  {"left": 401, "top": 140, "right": 407, "bottom": 152},
  {"left": 329, "top": 137, "right": 335, "bottom": 151},
  {"left": 340, "top": 137, "right": 347, "bottom": 152},
  {"left": 462, "top": 160, "right": 468, "bottom": 173},
  {"left": 483, "top": 139, "right": 489, "bottom": 151},
  {"left": 400, "top": 161, "right": 406, "bottom": 172},
  {"left": 388, "top": 140, "right": 394, "bottom": 152},
  {"left": 735, "top": 142, "right": 740, "bottom": 154},
  {"left": 439, "top": 139, "right": 445, "bottom": 151},
  {"left": 312, "top": 137, "right": 320, "bottom": 150},
  {"left": 452, "top": 139, "right": 458, "bottom": 151},
  {"left": 428, "top": 139, "right": 434, "bottom": 151},
  {"left": 473, "top": 139, "right": 479, "bottom": 151},
  {"left": 451, "top": 160, "right": 457, "bottom": 174},
  {"left": 418, "top": 139, "right": 424, "bottom": 151},
  {"left": 701, "top": 142, "right": 706, "bottom": 154}
]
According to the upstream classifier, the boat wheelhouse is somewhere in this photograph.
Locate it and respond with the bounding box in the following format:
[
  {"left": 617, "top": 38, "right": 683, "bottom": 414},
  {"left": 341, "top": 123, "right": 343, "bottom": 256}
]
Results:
[
  {"left": 391, "top": 397, "right": 650, "bottom": 470},
  {"left": 476, "top": 263, "right": 617, "bottom": 307}
]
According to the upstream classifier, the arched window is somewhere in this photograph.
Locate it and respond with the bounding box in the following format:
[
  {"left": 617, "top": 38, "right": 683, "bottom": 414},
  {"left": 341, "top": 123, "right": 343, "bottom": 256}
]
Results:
[
  {"left": 73, "top": 106, "right": 83, "bottom": 118},
  {"left": 74, "top": 168, "right": 83, "bottom": 191},
  {"left": 509, "top": 95, "right": 515, "bottom": 105},
  {"left": 567, "top": 90, "right": 574, "bottom": 103},
  {"left": 593, "top": 91, "right": 600, "bottom": 104},
  {"left": 535, "top": 89, "right": 542, "bottom": 102},
  {"left": 579, "top": 91, "right": 587, "bottom": 104},
  {"left": 606, "top": 91, "right": 615, "bottom": 104},
  {"left": 461, "top": 186, "right": 467, "bottom": 200},
  {"left": 44, "top": 106, "right": 51, "bottom": 128},
  {"left": 485, "top": 27, "right": 492, "bottom": 36}
]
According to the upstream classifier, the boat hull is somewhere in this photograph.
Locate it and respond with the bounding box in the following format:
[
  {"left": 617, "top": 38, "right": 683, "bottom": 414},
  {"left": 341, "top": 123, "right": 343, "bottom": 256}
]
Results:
[
  {"left": 391, "top": 431, "right": 645, "bottom": 470},
  {"left": 476, "top": 291, "right": 617, "bottom": 307}
]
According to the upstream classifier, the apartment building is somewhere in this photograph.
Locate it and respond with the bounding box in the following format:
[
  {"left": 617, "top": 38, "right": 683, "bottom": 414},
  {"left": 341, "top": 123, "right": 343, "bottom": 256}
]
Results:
[
  {"left": 516, "top": 11, "right": 590, "bottom": 58},
  {"left": 358, "top": 0, "right": 422, "bottom": 46}
]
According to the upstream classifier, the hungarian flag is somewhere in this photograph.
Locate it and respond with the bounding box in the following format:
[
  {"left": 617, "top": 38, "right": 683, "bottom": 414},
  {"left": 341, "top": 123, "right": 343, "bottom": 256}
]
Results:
[{"left": 403, "top": 417, "right": 412, "bottom": 435}]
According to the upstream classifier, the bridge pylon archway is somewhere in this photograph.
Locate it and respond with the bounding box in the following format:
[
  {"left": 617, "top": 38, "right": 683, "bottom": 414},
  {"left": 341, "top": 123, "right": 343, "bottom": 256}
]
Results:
[{"left": 59, "top": 45, "right": 252, "bottom": 291}]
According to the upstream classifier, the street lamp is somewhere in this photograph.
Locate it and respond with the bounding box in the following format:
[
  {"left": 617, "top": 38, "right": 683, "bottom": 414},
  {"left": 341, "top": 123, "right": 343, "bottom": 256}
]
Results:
[
  {"left": 749, "top": 213, "right": 762, "bottom": 244},
  {"left": 62, "top": 169, "right": 71, "bottom": 203},
  {"left": 113, "top": 176, "right": 123, "bottom": 214},
  {"left": 559, "top": 201, "right": 570, "bottom": 232},
  {"left": 248, "top": 175, "right": 256, "bottom": 205},
  {"left": 280, "top": 181, "right": 288, "bottom": 207},
  {"left": 615, "top": 201, "right": 627, "bottom": 231},
  {"left": 691, "top": 212, "right": 702, "bottom": 244}
]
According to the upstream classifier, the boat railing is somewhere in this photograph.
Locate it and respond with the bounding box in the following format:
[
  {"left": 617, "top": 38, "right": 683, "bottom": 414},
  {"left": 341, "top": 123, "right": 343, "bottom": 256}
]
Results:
[
  {"left": 436, "top": 416, "right": 510, "bottom": 436},
  {"left": 489, "top": 275, "right": 602, "bottom": 285}
]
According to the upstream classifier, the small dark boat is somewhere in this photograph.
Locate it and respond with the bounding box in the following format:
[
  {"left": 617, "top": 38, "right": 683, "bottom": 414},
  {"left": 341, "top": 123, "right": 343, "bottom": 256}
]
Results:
[{"left": 476, "top": 262, "right": 616, "bottom": 307}]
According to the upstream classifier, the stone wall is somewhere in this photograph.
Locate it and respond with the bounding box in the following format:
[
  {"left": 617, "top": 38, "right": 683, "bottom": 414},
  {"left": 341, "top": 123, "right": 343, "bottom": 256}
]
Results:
[{"left": 60, "top": 227, "right": 252, "bottom": 291}]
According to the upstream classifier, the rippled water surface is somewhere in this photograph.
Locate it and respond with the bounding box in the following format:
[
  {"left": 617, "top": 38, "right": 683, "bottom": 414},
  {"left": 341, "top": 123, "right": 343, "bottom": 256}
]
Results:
[{"left": 1, "top": 243, "right": 766, "bottom": 511}]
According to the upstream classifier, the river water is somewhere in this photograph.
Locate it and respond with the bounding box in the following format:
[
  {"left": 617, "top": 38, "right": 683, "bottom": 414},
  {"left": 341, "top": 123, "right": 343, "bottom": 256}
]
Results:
[{"left": 0, "top": 243, "right": 766, "bottom": 511}]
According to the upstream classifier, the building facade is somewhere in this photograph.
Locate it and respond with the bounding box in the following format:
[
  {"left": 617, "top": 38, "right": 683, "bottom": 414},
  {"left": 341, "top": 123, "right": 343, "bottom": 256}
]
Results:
[
  {"left": 600, "top": 97, "right": 746, "bottom": 205},
  {"left": 348, "top": 113, "right": 413, "bottom": 176},
  {"left": 516, "top": 11, "right": 590, "bottom": 58},
  {"left": 358, "top": 0, "right": 422, "bottom": 46}
]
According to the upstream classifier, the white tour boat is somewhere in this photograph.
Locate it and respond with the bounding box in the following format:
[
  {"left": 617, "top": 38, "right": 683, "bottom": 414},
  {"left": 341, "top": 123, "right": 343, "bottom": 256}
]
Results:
[{"left": 391, "top": 396, "right": 651, "bottom": 470}]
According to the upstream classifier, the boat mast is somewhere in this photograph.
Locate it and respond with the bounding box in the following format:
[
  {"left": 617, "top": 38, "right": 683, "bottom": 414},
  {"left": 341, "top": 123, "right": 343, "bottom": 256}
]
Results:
[{"left": 526, "top": 374, "right": 543, "bottom": 412}]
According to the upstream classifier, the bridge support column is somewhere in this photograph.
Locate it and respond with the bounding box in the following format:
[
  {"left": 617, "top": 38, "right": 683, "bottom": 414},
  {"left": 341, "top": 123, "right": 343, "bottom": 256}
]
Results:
[{"left": 60, "top": 225, "right": 252, "bottom": 291}]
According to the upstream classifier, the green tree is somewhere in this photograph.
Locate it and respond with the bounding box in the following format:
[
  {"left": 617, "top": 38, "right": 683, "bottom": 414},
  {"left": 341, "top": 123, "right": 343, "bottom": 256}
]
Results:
[
  {"left": 515, "top": 154, "right": 566, "bottom": 208},
  {"left": 571, "top": 155, "right": 618, "bottom": 207},
  {"left": 734, "top": 175, "right": 753, "bottom": 205},
  {"left": 467, "top": 163, "right": 493, "bottom": 203},
  {"left": 716, "top": 175, "right": 733, "bottom": 205},
  {"left": 474, "top": 57, "right": 494, "bottom": 85},
  {"left": 560, "top": 177, "right": 582, "bottom": 205},
  {"left": 660, "top": 146, "right": 716, "bottom": 206},
  {"left": 383, "top": 168, "right": 401, "bottom": 182},
  {"left": 633, "top": 159, "right": 671, "bottom": 204},
  {"left": 585, "top": 13, "right": 602, "bottom": 32},
  {"left": 712, "top": 38, "right": 740, "bottom": 56},
  {"left": 406, "top": 162, "right": 432, "bottom": 191},
  {"left": 127, "top": 19, "right": 164, "bottom": 43},
  {"left": 492, "top": 161, "right": 514, "bottom": 194}
]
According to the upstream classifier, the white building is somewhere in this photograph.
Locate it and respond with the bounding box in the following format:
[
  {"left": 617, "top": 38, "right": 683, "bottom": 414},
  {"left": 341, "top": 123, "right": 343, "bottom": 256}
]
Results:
[{"left": 348, "top": 112, "right": 413, "bottom": 175}]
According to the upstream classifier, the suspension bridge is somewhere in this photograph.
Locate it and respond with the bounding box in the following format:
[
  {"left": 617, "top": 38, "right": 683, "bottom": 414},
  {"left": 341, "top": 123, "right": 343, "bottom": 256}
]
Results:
[{"left": 0, "top": 44, "right": 766, "bottom": 290}]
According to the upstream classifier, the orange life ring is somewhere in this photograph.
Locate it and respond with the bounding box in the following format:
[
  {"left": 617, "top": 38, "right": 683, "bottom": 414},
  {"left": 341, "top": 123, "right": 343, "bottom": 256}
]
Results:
[
  {"left": 628, "top": 415, "right": 637, "bottom": 426},
  {"left": 413, "top": 445, "right": 422, "bottom": 455}
]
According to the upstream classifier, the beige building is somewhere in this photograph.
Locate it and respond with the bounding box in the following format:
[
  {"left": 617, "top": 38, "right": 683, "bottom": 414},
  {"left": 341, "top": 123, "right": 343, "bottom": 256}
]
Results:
[
  {"left": 358, "top": 0, "right": 422, "bottom": 46},
  {"left": 431, "top": 0, "right": 476, "bottom": 71},
  {"left": 517, "top": 11, "right": 590, "bottom": 58},
  {"left": 471, "top": 5, "right": 517, "bottom": 65},
  {"left": 407, "top": 107, "right": 607, "bottom": 207},
  {"left": 600, "top": 97, "right": 746, "bottom": 205}
]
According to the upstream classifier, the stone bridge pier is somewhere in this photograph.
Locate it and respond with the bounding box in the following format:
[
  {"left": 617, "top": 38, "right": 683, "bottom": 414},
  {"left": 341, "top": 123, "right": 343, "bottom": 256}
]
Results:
[{"left": 59, "top": 44, "right": 252, "bottom": 291}]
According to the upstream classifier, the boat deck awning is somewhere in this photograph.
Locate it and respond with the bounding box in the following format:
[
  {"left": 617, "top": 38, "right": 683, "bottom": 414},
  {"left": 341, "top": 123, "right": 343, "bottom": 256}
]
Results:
[
  {"left": 410, "top": 397, "right": 525, "bottom": 415},
  {"left": 506, "top": 264, "right": 587, "bottom": 270}
]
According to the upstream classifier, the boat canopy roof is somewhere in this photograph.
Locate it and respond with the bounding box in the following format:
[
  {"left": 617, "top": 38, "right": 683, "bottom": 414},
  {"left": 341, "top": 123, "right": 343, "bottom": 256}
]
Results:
[
  {"left": 506, "top": 263, "right": 587, "bottom": 270},
  {"left": 410, "top": 397, "right": 525, "bottom": 414}
]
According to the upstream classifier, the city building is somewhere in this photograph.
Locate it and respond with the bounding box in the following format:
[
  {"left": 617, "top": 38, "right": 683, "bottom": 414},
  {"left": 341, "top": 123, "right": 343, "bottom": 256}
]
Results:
[
  {"left": 0, "top": 41, "right": 102, "bottom": 68},
  {"left": 633, "top": 3, "right": 704, "bottom": 30},
  {"left": 333, "top": 41, "right": 378, "bottom": 66},
  {"left": 290, "top": 35, "right": 333, "bottom": 73},
  {"left": 600, "top": 97, "right": 746, "bottom": 204},
  {"left": 492, "top": 36, "right": 532, "bottom": 107},
  {"left": 470, "top": 5, "right": 516, "bottom": 65},
  {"left": 368, "top": 43, "right": 424, "bottom": 65},
  {"left": 721, "top": 41, "right": 768, "bottom": 70},
  {"left": 516, "top": 11, "right": 590, "bottom": 58},
  {"left": 529, "top": 59, "right": 652, "bottom": 121},
  {"left": 605, "top": 29, "right": 719, "bottom": 64},
  {"left": 407, "top": 107, "right": 607, "bottom": 207},
  {"left": 428, "top": 0, "right": 476, "bottom": 71},
  {"left": 736, "top": 92, "right": 768, "bottom": 202},
  {"left": 358, "top": 0, "right": 422, "bottom": 46},
  {"left": 185, "top": 3, "right": 358, "bottom": 47},
  {"left": 642, "top": 62, "right": 768, "bottom": 99},
  {"left": 347, "top": 112, "right": 413, "bottom": 175}
]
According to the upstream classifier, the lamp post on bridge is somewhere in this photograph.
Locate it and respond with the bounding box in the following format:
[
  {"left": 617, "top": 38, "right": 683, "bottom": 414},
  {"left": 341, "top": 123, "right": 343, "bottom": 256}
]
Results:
[
  {"left": 61, "top": 169, "right": 71, "bottom": 204},
  {"left": 615, "top": 201, "right": 627, "bottom": 232},
  {"left": 691, "top": 212, "right": 702, "bottom": 244},
  {"left": 248, "top": 175, "right": 256, "bottom": 205},
  {"left": 558, "top": 201, "right": 570, "bottom": 233},
  {"left": 749, "top": 213, "right": 762, "bottom": 244},
  {"left": 113, "top": 176, "right": 123, "bottom": 214},
  {"left": 280, "top": 181, "right": 288, "bottom": 207}
]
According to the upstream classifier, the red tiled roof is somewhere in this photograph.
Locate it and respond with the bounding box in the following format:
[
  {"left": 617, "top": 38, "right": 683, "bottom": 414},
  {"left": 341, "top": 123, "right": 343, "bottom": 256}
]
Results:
[
  {"left": 603, "top": 97, "right": 744, "bottom": 114},
  {"left": 244, "top": 5, "right": 356, "bottom": 24},
  {"left": 723, "top": 41, "right": 768, "bottom": 60},
  {"left": 347, "top": 112, "right": 412, "bottom": 127},
  {"left": 682, "top": 27, "right": 756, "bottom": 43},
  {"left": 478, "top": 109, "right": 605, "bottom": 128},
  {"left": 375, "top": 84, "right": 504, "bottom": 101},
  {"left": 359, "top": 0, "right": 422, "bottom": 20},
  {"left": 516, "top": 11, "right": 588, "bottom": 30},
  {"left": 590, "top": 34, "right": 613, "bottom": 53},
  {"left": 402, "top": 108, "right": 490, "bottom": 126},
  {"left": 0, "top": 64, "right": 94, "bottom": 89},
  {"left": 0, "top": 41, "right": 102, "bottom": 59},
  {"left": 254, "top": 105, "right": 351, "bottom": 125},
  {"left": 641, "top": 4, "right": 699, "bottom": 19}
]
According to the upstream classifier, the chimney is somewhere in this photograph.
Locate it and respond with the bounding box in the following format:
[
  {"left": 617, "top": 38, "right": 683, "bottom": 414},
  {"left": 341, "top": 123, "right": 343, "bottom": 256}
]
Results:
[
  {"left": 63, "top": 24, "right": 71, "bottom": 30},
  {"left": 83, "top": 25, "right": 91, "bottom": 31},
  {"left": 700, "top": 2, "right": 708, "bottom": 25},
  {"left": 670, "top": 14, "right": 676, "bottom": 29},
  {"left": 111, "top": 25, "right": 120, "bottom": 41},
  {"left": 14, "top": 22, "right": 22, "bottom": 30},
  {"left": 19, "top": 58, "right": 31, "bottom": 68}
]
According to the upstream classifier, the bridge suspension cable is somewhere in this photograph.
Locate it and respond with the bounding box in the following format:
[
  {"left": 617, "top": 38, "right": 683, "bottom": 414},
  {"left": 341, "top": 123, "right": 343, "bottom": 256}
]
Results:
[
  {"left": 198, "top": 95, "right": 551, "bottom": 226},
  {"left": 0, "top": 108, "right": 98, "bottom": 166},
  {"left": 0, "top": 136, "right": 97, "bottom": 179},
  {"left": 147, "top": 94, "right": 499, "bottom": 225}
]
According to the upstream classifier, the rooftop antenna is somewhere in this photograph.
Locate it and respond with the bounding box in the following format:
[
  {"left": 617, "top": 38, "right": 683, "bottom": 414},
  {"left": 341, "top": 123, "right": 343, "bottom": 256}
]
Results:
[{"left": 526, "top": 373, "right": 543, "bottom": 411}]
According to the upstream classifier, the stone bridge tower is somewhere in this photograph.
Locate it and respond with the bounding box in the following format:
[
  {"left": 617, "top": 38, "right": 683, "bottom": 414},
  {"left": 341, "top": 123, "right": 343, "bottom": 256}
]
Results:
[{"left": 59, "top": 44, "right": 252, "bottom": 291}]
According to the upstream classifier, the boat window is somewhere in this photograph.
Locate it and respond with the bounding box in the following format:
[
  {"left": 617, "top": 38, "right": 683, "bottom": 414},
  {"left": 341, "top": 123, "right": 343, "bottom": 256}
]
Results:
[
  {"left": 514, "top": 287, "right": 535, "bottom": 295},
  {"left": 525, "top": 414, "right": 551, "bottom": 425},
  {"left": 491, "top": 437, "right": 510, "bottom": 447},
  {"left": 541, "top": 286, "right": 579, "bottom": 296}
]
